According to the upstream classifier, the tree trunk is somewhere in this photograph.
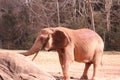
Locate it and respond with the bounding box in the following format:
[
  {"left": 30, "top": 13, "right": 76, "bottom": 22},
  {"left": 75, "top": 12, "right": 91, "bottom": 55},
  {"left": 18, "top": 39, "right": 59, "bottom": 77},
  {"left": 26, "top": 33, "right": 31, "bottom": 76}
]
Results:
[
  {"left": 56, "top": 0, "right": 60, "bottom": 26},
  {"left": 73, "top": 0, "right": 77, "bottom": 22},
  {"left": 105, "top": 0, "right": 112, "bottom": 32},
  {"left": 88, "top": 0, "right": 95, "bottom": 31}
]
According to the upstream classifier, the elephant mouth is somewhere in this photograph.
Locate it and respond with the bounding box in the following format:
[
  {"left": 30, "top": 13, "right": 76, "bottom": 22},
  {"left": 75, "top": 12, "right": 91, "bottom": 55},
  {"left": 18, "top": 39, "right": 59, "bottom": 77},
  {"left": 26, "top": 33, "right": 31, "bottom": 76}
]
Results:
[
  {"left": 47, "top": 48, "right": 54, "bottom": 52},
  {"left": 41, "top": 37, "right": 50, "bottom": 50}
]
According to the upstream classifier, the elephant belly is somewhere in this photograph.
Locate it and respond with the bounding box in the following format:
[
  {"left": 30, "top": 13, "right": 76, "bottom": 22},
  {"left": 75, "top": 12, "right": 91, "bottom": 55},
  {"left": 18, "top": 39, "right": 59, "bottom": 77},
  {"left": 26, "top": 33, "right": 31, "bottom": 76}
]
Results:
[
  {"left": 74, "top": 50, "right": 94, "bottom": 63},
  {"left": 73, "top": 41, "right": 96, "bottom": 63}
]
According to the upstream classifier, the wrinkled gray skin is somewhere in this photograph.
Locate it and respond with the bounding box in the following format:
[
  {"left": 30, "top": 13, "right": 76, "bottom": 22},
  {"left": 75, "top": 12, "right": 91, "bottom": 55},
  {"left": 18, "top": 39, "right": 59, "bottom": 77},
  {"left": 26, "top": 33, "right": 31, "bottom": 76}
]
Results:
[
  {"left": 0, "top": 52, "right": 55, "bottom": 80},
  {"left": 21, "top": 27, "right": 104, "bottom": 80}
]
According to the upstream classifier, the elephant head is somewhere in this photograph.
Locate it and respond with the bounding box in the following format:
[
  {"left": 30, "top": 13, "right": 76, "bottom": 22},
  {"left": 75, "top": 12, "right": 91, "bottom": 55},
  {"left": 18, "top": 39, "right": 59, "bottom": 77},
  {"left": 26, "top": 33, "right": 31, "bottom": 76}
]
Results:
[{"left": 21, "top": 28, "right": 69, "bottom": 56}]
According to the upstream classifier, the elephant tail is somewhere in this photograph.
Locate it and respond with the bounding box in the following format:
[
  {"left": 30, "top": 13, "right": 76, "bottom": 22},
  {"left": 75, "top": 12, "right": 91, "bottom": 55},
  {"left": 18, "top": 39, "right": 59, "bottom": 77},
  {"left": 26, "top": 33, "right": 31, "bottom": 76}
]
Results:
[{"left": 100, "top": 54, "right": 103, "bottom": 66}]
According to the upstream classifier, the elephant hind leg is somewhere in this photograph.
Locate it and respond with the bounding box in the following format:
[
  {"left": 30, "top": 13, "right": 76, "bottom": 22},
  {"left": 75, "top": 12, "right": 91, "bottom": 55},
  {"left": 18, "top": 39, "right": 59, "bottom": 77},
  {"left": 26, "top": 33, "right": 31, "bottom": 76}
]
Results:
[
  {"left": 92, "top": 52, "right": 102, "bottom": 80},
  {"left": 92, "top": 59, "right": 101, "bottom": 80},
  {"left": 92, "top": 62, "right": 98, "bottom": 80},
  {"left": 80, "top": 62, "right": 92, "bottom": 79}
]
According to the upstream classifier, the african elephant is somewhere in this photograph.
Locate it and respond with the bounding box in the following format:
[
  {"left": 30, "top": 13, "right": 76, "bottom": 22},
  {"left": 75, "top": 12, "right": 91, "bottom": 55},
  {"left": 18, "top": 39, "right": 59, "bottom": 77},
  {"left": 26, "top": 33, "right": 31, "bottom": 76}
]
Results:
[{"left": 21, "top": 27, "right": 104, "bottom": 80}]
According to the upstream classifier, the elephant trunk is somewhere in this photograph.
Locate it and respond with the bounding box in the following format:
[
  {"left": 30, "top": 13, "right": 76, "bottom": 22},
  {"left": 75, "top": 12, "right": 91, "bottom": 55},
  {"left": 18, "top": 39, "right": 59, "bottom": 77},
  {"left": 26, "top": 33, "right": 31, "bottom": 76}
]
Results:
[
  {"left": 21, "top": 45, "right": 41, "bottom": 56},
  {"left": 21, "top": 39, "right": 42, "bottom": 56},
  {"left": 23, "top": 48, "right": 40, "bottom": 56},
  {"left": 20, "top": 34, "right": 50, "bottom": 56}
]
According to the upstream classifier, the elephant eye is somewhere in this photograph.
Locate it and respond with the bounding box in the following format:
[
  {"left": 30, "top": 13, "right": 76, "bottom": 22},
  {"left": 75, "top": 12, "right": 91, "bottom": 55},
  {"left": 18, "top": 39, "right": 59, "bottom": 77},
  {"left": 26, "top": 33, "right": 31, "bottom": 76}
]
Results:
[{"left": 40, "top": 37, "right": 44, "bottom": 42}]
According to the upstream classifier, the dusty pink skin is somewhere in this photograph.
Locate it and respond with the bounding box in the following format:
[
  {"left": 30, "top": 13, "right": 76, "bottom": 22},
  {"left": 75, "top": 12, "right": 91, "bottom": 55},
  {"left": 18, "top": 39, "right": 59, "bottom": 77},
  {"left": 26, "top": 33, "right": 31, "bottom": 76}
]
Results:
[{"left": 21, "top": 27, "right": 104, "bottom": 80}]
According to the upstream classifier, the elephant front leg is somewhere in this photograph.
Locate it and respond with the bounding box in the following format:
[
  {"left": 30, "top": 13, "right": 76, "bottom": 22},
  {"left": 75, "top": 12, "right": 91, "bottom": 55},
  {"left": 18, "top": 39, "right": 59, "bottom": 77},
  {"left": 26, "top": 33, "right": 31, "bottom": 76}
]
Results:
[
  {"left": 63, "top": 60, "right": 71, "bottom": 80},
  {"left": 57, "top": 44, "right": 74, "bottom": 80},
  {"left": 58, "top": 52, "right": 71, "bottom": 80}
]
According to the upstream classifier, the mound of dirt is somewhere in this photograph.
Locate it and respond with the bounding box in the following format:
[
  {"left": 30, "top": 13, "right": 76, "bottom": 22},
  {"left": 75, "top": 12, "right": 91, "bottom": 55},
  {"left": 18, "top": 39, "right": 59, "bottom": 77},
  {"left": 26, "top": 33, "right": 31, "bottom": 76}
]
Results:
[{"left": 0, "top": 52, "right": 55, "bottom": 80}]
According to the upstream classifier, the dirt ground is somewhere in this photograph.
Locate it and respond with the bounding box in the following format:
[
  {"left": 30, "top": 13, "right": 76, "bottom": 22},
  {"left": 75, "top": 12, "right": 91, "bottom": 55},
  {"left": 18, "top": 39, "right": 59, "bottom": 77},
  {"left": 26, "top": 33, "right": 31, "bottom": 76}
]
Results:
[{"left": 0, "top": 49, "right": 120, "bottom": 80}]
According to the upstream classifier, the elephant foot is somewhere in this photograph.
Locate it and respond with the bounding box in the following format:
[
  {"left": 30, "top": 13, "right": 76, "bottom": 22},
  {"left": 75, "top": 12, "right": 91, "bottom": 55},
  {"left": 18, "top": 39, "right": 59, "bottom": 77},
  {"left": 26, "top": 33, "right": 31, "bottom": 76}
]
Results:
[
  {"left": 91, "top": 77, "right": 97, "bottom": 80},
  {"left": 80, "top": 75, "right": 88, "bottom": 80},
  {"left": 62, "top": 77, "right": 70, "bottom": 80},
  {"left": 62, "top": 78, "right": 70, "bottom": 80}
]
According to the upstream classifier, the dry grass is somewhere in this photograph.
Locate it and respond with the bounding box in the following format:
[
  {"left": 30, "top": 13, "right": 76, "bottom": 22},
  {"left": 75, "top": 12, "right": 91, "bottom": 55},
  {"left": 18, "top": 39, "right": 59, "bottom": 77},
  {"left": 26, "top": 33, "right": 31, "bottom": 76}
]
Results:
[{"left": 0, "top": 49, "right": 120, "bottom": 80}]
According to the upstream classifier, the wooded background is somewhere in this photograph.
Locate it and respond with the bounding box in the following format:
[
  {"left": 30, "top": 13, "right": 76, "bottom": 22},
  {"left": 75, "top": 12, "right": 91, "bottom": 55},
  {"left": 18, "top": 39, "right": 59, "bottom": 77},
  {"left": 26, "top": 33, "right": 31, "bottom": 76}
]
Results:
[{"left": 0, "top": 0, "right": 120, "bottom": 50}]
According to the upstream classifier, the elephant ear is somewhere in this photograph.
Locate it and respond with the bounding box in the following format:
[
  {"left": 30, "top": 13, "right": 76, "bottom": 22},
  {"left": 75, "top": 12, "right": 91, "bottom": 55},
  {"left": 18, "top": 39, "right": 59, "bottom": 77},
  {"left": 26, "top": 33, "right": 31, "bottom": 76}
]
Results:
[{"left": 52, "top": 30, "right": 69, "bottom": 49}]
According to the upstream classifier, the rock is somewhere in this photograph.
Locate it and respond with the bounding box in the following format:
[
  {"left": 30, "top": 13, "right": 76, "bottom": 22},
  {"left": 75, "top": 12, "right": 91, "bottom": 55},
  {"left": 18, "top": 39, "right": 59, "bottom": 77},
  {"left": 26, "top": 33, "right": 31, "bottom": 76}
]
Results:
[{"left": 0, "top": 52, "right": 55, "bottom": 80}]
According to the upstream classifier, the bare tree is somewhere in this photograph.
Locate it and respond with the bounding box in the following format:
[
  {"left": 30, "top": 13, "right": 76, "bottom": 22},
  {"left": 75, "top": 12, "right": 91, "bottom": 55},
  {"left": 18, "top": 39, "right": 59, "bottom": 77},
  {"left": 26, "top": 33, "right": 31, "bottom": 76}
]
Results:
[
  {"left": 73, "top": 0, "right": 77, "bottom": 22},
  {"left": 105, "top": 0, "right": 112, "bottom": 32},
  {"left": 88, "top": 0, "right": 95, "bottom": 31},
  {"left": 56, "top": 0, "right": 60, "bottom": 26}
]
